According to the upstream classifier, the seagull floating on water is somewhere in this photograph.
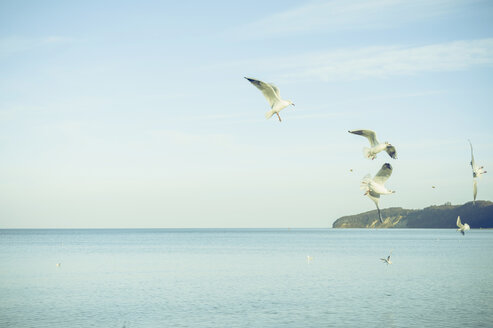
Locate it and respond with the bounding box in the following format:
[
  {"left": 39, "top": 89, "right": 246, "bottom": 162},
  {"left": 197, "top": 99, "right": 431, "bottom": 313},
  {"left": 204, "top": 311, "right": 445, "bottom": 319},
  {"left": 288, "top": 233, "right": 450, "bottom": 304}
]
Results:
[
  {"left": 306, "top": 255, "right": 313, "bottom": 264},
  {"left": 245, "top": 77, "right": 294, "bottom": 122},
  {"left": 348, "top": 129, "right": 397, "bottom": 160},
  {"left": 380, "top": 250, "right": 392, "bottom": 265},
  {"left": 456, "top": 216, "right": 470, "bottom": 236},
  {"left": 469, "top": 140, "right": 487, "bottom": 204},
  {"left": 360, "top": 163, "right": 395, "bottom": 223}
]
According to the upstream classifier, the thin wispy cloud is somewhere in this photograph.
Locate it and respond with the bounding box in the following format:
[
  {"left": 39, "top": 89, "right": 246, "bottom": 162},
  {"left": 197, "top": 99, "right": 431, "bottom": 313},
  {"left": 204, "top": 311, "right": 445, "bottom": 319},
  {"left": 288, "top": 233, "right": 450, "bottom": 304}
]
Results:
[
  {"left": 211, "top": 39, "right": 493, "bottom": 82},
  {"left": 238, "top": 0, "right": 479, "bottom": 39},
  {"left": 0, "top": 36, "right": 74, "bottom": 57},
  {"left": 186, "top": 113, "right": 252, "bottom": 121},
  {"left": 147, "top": 129, "right": 234, "bottom": 148},
  {"left": 290, "top": 111, "right": 357, "bottom": 121},
  {"left": 295, "top": 90, "right": 447, "bottom": 114},
  {"left": 283, "top": 39, "right": 493, "bottom": 81}
]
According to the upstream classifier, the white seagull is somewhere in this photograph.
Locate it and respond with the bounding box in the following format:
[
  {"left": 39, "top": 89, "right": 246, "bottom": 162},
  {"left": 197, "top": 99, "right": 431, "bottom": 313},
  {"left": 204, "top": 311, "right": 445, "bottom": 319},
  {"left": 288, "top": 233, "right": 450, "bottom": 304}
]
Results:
[
  {"left": 245, "top": 77, "right": 294, "bottom": 122},
  {"left": 456, "top": 216, "right": 470, "bottom": 236},
  {"left": 380, "top": 250, "right": 392, "bottom": 265},
  {"left": 306, "top": 255, "right": 313, "bottom": 264},
  {"left": 469, "top": 140, "right": 487, "bottom": 204},
  {"left": 348, "top": 129, "right": 397, "bottom": 160},
  {"left": 360, "top": 163, "right": 395, "bottom": 223}
]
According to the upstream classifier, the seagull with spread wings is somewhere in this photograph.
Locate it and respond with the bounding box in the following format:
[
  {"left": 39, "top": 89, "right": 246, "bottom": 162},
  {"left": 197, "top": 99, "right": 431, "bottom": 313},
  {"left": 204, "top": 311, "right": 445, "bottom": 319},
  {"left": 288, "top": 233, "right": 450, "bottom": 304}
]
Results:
[
  {"left": 469, "top": 140, "right": 487, "bottom": 204},
  {"left": 360, "top": 163, "right": 396, "bottom": 223},
  {"left": 456, "top": 216, "right": 470, "bottom": 236},
  {"left": 245, "top": 77, "right": 294, "bottom": 122},
  {"left": 380, "top": 250, "right": 392, "bottom": 265},
  {"left": 348, "top": 129, "right": 397, "bottom": 160}
]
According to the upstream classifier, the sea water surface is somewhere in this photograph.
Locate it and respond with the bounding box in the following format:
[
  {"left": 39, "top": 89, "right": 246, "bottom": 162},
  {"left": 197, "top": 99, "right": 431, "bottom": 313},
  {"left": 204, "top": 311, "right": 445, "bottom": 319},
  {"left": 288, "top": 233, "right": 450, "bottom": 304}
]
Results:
[{"left": 0, "top": 229, "right": 492, "bottom": 328}]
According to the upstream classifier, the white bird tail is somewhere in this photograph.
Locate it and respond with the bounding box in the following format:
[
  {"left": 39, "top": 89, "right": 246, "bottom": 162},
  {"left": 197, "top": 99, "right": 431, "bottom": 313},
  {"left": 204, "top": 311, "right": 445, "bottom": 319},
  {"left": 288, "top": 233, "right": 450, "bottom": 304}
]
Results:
[
  {"left": 265, "top": 109, "right": 276, "bottom": 119},
  {"left": 363, "top": 147, "right": 372, "bottom": 159}
]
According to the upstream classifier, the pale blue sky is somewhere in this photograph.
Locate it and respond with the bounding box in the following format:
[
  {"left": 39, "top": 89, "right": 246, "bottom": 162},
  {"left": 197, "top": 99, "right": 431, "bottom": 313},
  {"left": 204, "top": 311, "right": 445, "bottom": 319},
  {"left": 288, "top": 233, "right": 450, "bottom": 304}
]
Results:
[{"left": 1, "top": 0, "right": 492, "bottom": 228}]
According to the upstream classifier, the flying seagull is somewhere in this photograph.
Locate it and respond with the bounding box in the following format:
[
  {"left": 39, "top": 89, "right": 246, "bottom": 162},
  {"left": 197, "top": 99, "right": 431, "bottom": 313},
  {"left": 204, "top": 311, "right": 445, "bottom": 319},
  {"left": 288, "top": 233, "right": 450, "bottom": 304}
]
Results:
[
  {"left": 380, "top": 250, "right": 392, "bottom": 265},
  {"left": 469, "top": 140, "right": 487, "bottom": 204},
  {"left": 456, "top": 216, "right": 470, "bottom": 236},
  {"left": 469, "top": 140, "right": 487, "bottom": 178},
  {"left": 360, "top": 163, "right": 395, "bottom": 223},
  {"left": 348, "top": 129, "right": 397, "bottom": 160},
  {"left": 245, "top": 77, "right": 294, "bottom": 122}
]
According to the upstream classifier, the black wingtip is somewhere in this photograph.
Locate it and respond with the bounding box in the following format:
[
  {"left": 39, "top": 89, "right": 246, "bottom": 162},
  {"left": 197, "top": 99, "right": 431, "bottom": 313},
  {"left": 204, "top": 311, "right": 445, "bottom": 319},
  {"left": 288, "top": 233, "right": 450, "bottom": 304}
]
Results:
[
  {"left": 245, "top": 77, "right": 260, "bottom": 85},
  {"left": 383, "top": 163, "right": 392, "bottom": 170}
]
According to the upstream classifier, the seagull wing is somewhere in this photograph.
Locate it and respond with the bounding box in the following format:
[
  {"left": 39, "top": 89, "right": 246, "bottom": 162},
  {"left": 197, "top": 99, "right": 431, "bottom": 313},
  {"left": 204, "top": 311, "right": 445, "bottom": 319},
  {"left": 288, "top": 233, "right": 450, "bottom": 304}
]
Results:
[
  {"left": 269, "top": 83, "right": 281, "bottom": 98},
  {"left": 473, "top": 179, "right": 478, "bottom": 203},
  {"left": 469, "top": 140, "right": 476, "bottom": 170},
  {"left": 376, "top": 205, "right": 383, "bottom": 223},
  {"left": 348, "top": 130, "right": 379, "bottom": 147},
  {"left": 373, "top": 163, "right": 393, "bottom": 185},
  {"left": 367, "top": 191, "right": 382, "bottom": 223},
  {"left": 385, "top": 145, "right": 397, "bottom": 159},
  {"left": 245, "top": 77, "right": 280, "bottom": 108},
  {"left": 468, "top": 140, "right": 480, "bottom": 177},
  {"left": 456, "top": 216, "right": 463, "bottom": 229},
  {"left": 367, "top": 190, "right": 380, "bottom": 203}
]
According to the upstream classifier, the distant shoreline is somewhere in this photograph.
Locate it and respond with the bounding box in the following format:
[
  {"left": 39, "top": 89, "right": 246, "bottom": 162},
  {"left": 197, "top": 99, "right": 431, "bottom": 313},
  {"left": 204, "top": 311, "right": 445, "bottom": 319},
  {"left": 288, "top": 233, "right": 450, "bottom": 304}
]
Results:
[
  {"left": 2, "top": 227, "right": 493, "bottom": 231},
  {"left": 332, "top": 201, "right": 493, "bottom": 229}
]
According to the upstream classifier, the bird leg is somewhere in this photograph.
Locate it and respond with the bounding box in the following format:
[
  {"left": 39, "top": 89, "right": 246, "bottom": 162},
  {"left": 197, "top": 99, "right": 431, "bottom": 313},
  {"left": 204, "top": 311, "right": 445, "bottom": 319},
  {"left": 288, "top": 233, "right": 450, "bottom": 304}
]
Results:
[{"left": 276, "top": 112, "right": 282, "bottom": 122}]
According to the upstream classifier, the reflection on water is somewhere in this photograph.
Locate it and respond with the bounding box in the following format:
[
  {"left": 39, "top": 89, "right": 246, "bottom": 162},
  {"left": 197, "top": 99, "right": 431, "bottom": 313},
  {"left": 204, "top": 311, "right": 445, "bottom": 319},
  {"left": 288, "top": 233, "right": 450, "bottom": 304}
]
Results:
[{"left": 0, "top": 229, "right": 492, "bottom": 327}]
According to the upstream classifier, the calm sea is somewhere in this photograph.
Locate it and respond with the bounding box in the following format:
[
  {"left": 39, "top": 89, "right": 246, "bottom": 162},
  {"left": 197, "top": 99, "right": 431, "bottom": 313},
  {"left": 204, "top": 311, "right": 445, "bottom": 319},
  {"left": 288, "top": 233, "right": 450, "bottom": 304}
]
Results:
[{"left": 0, "top": 229, "right": 492, "bottom": 328}]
